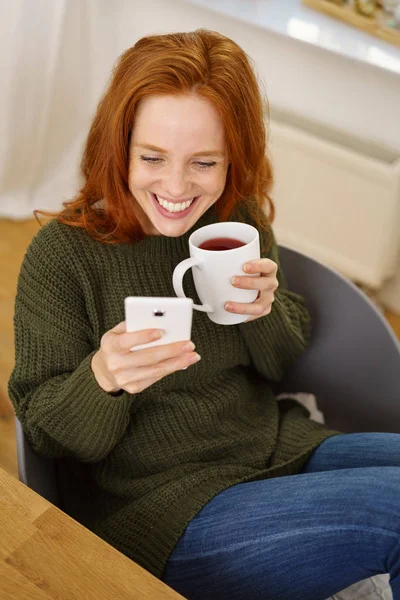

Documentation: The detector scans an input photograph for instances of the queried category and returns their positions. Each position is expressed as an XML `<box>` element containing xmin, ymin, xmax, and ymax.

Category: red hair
<box><xmin>36</xmin><ymin>29</ymin><xmax>275</xmax><ymax>243</ymax></box>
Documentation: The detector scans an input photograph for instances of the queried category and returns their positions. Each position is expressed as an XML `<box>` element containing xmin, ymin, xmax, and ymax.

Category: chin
<box><xmin>149</xmin><ymin>203</ymin><xmax>209</xmax><ymax>237</ymax></box>
<box><xmin>155</xmin><ymin>220</ymin><xmax>195</xmax><ymax>238</ymax></box>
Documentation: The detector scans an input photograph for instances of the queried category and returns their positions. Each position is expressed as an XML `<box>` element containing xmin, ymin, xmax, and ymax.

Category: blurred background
<box><xmin>1</xmin><ymin>0</ymin><xmax>400</xmax><ymax>477</ymax></box>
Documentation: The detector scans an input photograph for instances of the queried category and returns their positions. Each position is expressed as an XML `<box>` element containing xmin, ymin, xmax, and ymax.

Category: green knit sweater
<box><xmin>9</xmin><ymin>207</ymin><xmax>338</xmax><ymax>579</ymax></box>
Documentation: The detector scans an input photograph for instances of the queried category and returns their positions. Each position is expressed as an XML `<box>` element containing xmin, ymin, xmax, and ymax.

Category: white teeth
<box><xmin>154</xmin><ymin>194</ymin><xmax>194</xmax><ymax>213</ymax></box>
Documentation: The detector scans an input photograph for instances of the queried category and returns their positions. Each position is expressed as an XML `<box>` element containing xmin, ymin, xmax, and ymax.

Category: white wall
<box><xmin>116</xmin><ymin>0</ymin><xmax>400</xmax><ymax>153</ymax></box>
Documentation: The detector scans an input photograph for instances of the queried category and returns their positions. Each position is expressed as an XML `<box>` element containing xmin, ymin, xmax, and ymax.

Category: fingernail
<box><xmin>189</xmin><ymin>353</ymin><xmax>201</xmax><ymax>364</ymax></box>
<box><xmin>225</xmin><ymin>303</ymin><xmax>232</xmax><ymax>311</ymax></box>
<box><xmin>151</xmin><ymin>330</ymin><xmax>163</xmax><ymax>340</ymax></box>
<box><xmin>243</xmin><ymin>264</ymin><xmax>251</xmax><ymax>273</ymax></box>
<box><xmin>183</xmin><ymin>341</ymin><xmax>195</xmax><ymax>352</ymax></box>
<box><xmin>232</xmin><ymin>277</ymin><xmax>238</xmax><ymax>285</ymax></box>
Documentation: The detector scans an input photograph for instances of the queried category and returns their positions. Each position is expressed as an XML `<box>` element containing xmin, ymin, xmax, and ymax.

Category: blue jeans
<box><xmin>162</xmin><ymin>433</ymin><xmax>400</xmax><ymax>600</ymax></box>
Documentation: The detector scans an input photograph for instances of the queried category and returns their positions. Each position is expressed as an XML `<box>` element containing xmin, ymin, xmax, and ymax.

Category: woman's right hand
<box><xmin>91</xmin><ymin>321</ymin><xmax>200</xmax><ymax>394</ymax></box>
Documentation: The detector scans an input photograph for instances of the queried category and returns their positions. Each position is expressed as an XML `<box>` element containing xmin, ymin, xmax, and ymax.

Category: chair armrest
<box><xmin>15</xmin><ymin>417</ymin><xmax>60</xmax><ymax>506</ymax></box>
<box><xmin>277</xmin><ymin>245</ymin><xmax>400</xmax><ymax>433</ymax></box>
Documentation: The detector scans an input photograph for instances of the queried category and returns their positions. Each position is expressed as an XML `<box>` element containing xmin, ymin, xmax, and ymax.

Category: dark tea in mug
<box><xmin>199</xmin><ymin>237</ymin><xmax>246</xmax><ymax>251</ymax></box>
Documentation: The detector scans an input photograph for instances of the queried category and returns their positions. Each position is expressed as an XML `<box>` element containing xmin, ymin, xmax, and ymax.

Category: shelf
<box><xmin>303</xmin><ymin>0</ymin><xmax>400</xmax><ymax>47</ymax></box>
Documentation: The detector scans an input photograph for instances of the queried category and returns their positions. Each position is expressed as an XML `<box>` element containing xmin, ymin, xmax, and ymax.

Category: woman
<box><xmin>9</xmin><ymin>29</ymin><xmax>400</xmax><ymax>600</ymax></box>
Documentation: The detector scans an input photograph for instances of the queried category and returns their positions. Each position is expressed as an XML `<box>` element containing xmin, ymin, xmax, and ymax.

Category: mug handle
<box><xmin>173</xmin><ymin>257</ymin><xmax>212</xmax><ymax>313</ymax></box>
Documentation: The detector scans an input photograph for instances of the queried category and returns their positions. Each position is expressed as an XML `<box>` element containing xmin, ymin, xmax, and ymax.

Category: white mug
<box><xmin>173</xmin><ymin>222</ymin><xmax>260</xmax><ymax>325</ymax></box>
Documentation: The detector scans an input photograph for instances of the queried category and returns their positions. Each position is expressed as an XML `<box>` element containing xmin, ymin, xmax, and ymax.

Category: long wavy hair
<box><xmin>36</xmin><ymin>29</ymin><xmax>275</xmax><ymax>244</ymax></box>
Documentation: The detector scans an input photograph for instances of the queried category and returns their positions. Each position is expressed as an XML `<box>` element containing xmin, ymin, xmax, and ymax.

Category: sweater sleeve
<box><xmin>8</xmin><ymin>223</ymin><xmax>132</xmax><ymax>463</ymax></box>
<box><xmin>239</xmin><ymin>228</ymin><xmax>311</xmax><ymax>382</ymax></box>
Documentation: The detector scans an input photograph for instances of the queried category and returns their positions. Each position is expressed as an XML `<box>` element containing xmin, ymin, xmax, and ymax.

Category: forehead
<box><xmin>131</xmin><ymin>94</ymin><xmax>226</xmax><ymax>151</ymax></box>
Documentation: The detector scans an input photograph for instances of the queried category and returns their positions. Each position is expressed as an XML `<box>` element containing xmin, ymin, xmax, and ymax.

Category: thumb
<box><xmin>110</xmin><ymin>320</ymin><xmax>127</xmax><ymax>334</ymax></box>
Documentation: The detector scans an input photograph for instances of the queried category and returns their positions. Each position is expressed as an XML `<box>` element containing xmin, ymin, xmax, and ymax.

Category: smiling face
<box><xmin>128</xmin><ymin>94</ymin><xmax>229</xmax><ymax>237</ymax></box>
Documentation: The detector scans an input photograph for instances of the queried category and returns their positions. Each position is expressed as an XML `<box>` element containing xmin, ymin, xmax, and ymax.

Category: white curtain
<box><xmin>0</xmin><ymin>0</ymin><xmax>121</xmax><ymax>219</ymax></box>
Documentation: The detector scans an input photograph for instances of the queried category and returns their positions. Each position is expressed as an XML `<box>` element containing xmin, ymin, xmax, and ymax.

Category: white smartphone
<box><xmin>124</xmin><ymin>296</ymin><xmax>193</xmax><ymax>351</ymax></box>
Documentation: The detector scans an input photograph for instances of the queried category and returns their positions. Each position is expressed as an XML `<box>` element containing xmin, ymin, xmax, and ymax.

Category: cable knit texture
<box><xmin>9</xmin><ymin>207</ymin><xmax>339</xmax><ymax>578</ymax></box>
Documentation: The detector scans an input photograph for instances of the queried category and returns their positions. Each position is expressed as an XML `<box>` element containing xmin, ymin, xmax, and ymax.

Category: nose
<box><xmin>163</xmin><ymin>164</ymin><xmax>190</xmax><ymax>199</ymax></box>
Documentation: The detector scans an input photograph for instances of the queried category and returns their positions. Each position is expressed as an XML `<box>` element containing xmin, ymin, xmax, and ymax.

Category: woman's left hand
<box><xmin>225</xmin><ymin>259</ymin><xmax>279</xmax><ymax>322</ymax></box>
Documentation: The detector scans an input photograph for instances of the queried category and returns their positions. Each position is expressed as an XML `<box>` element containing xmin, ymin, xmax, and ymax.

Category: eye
<box><xmin>140</xmin><ymin>155</ymin><xmax>162</xmax><ymax>165</ymax></box>
<box><xmin>195</xmin><ymin>161</ymin><xmax>217</xmax><ymax>170</ymax></box>
<box><xmin>139</xmin><ymin>156</ymin><xmax>217</xmax><ymax>170</ymax></box>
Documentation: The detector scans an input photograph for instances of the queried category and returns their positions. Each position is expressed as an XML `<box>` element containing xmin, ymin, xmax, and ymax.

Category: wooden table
<box><xmin>0</xmin><ymin>467</ymin><xmax>186</xmax><ymax>599</ymax></box>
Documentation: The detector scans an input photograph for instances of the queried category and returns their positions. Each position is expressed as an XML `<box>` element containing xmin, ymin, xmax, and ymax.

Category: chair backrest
<box><xmin>15</xmin><ymin>244</ymin><xmax>400</xmax><ymax>501</ymax></box>
<box><xmin>277</xmin><ymin>245</ymin><xmax>400</xmax><ymax>433</ymax></box>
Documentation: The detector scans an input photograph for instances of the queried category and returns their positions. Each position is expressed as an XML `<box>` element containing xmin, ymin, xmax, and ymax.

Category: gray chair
<box><xmin>15</xmin><ymin>244</ymin><xmax>400</xmax><ymax>506</ymax></box>
<box><xmin>15</xmin><ymin>417</ymin><xmax>60</xmax><ymax>505</ymax></box>
<box><xmin>276</xmin><ymin>245</ymin><xmax>400</xmax><ymax>433</ymax></box>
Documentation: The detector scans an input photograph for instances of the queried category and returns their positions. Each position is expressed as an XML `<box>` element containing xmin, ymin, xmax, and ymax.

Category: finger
<box><xmin>124</xmin><ymin>352</ymin><xmax>198</xmax><ymax>393</ymax></box>
<box><xmin>103</xmin><ymin>327</ymin><xmax>164</xmax><ymax>354</ymax></box>
<box><xmin>123</xmin><ymin>375</ymin><xmax>162</xmax><ymax>395</ymax></box>
<box><xmin>110</xmin><ymin>321</ymin><xmax>128</xmax><ymax>334</ymax></box>
<box><xmin>243</xmin><ymin>259</ymin><xmax>277</xmax><ymax>275</ymax></box>
<box><xmin>225</xmin><ymin>297</ymin><xmax>273</xmax><ymax>316</ymax></box>
<box><xmin>117</xmin><ymin>352</ymin><xmax>201</xmax><ymax>392</ymax></box>
<box><xmin>114</xmin><ymin>340</ymin><xmax>195</xmax><ymax>370</ymax></box>
<box><xmin>137</xmin><ymin>351</ymin><xmax>201</xmax><ymax>376</ymax></box>
<box><xmin>231</xmin><ymin>275</ymin><xmax>277</xmax><ymax>291</ymax></box>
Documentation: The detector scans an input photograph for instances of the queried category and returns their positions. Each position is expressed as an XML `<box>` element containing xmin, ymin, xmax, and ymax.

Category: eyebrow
<box><xmin>134</xmin><ymin>143</ymin><xmax>225</xmax><ymax>157</ymax></box>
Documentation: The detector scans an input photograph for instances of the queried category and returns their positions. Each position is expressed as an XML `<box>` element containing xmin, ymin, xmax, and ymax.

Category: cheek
<box><xmin>201</xmin><ymin>171</ymin><xmax>227</xmax><ymax>195</ymax></box>
<box><xmin>129</xmin><ymin>164</ymin><xmax>155</xmax><ymax>190</ymax></box>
